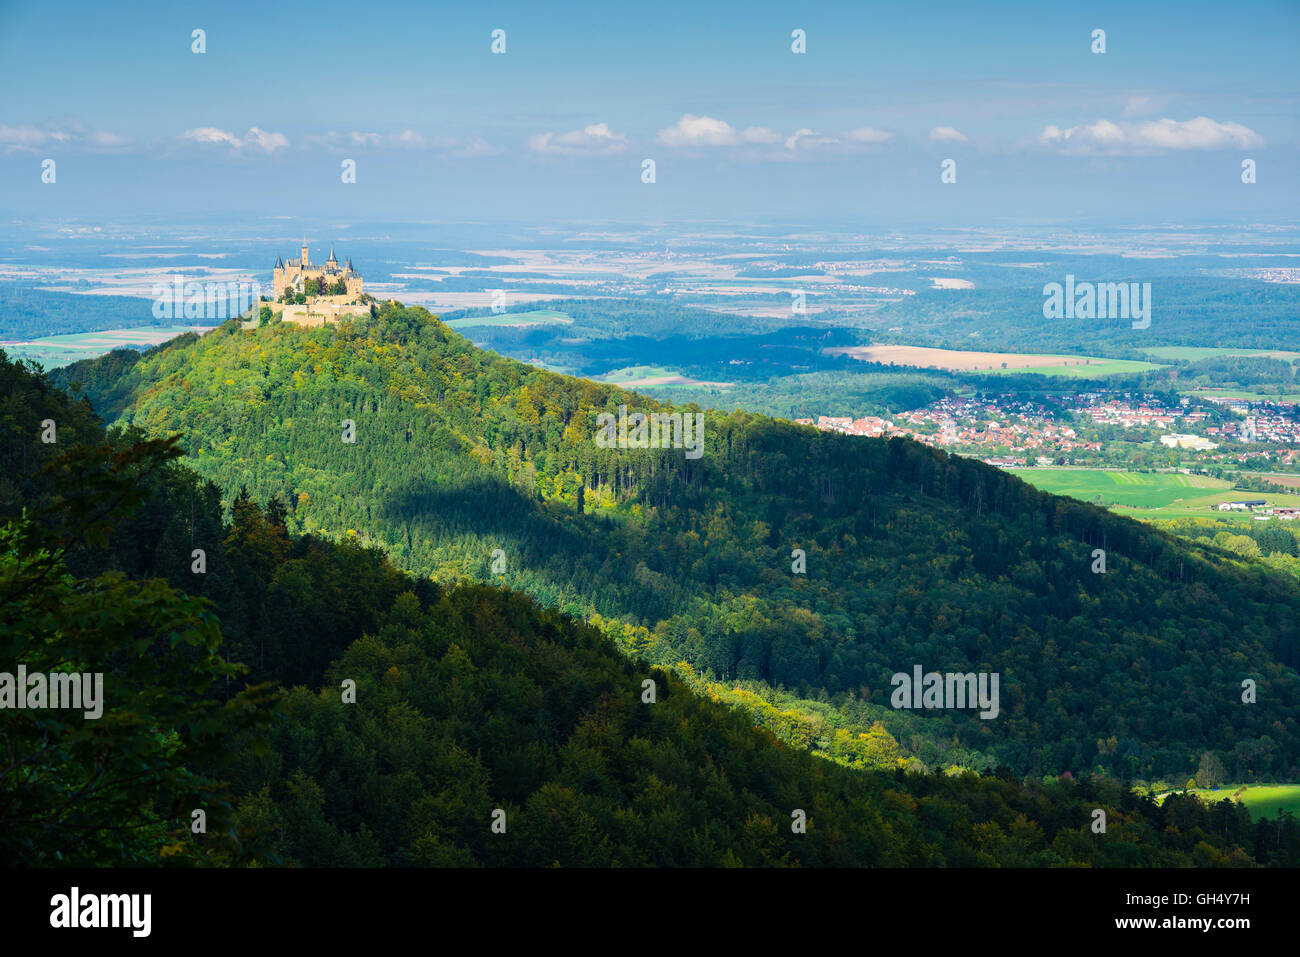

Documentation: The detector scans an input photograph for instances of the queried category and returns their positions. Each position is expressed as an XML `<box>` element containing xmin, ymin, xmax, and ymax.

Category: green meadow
<box><xmin>1240</xmin><ymin>784</ymin><xmax>1300</xmax><ymax>819</ymax></box>
<box><xmin>1</xmin><ymin>325</ymin><xmax>210</xmax><ymax>369</ymax></box>
<box><xmin>592</xmin><ymin>366</ymin><xmax>728</xmax><ymax>389</ymax></box>
<box><xmin>593</xmin><ymin>365</ymin><xmax>682</xmax><ymax>382</ymax></box>
<box><xmin>1157</xmin><ymin>784</ymin><xmax>1300</xmax><ymax>821</ymax></box>
<box><xmin>986</xmin><ymin>357</ymin><xmax>1164</xmax><ymax>378</ymax></box>
<box><xmin>1112</xmin><ymin>486</ymin><xmax>1300</xmax><ymax>519</ymax></box>
<box><xmin>1145</xmin><ymin>346</ymin><xmax>1300</xmax><ymax>362</ymax></box>
<box><xmin>1016</xmin><ymin>469</ymin><xmax>1224</xmax><ymax>508</ymax></box>
<box><xmin>1179</xmin><ymin>388</ymin><xmax>1300</xmax><ymax>402</ymax></box>
<box><xmin>1017</xmin><ymin>468</ymin><xmax>1300</xmax><ymax>520</ymax></box>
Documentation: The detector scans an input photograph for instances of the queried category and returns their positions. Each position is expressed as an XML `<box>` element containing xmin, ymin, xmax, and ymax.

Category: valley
<box><xmin>47</xmin><ymin>303</ymin><xmax>1300</xmax><ymax>792</ymax></box>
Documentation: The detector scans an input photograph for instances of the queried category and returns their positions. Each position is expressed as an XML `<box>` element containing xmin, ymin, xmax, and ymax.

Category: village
<box><xmin>796</xmin><ymin>395</ymin><xmax>1100</xmax><ymax>462</ymax></box>
<box><xmin>795</xmin><ymin>391</ymin><xmax>1300</xmax><ymax>472</ymax></box>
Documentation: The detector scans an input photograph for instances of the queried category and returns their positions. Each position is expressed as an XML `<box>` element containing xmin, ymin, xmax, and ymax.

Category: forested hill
<box><xmin>54</xmin><ymin>303</ymin><xmax>1300</xmax><ymax>784</ymax></box>
<box><xmin>7</xmin><ymin>350</ymin><xmax>1289</xmax><ymax>867</ymax></box>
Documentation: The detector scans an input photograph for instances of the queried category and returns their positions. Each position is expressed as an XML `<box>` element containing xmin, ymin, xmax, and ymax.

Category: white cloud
<box><xmin>306</xmin><ymin>130</ymin><xmax>497</xmax><ymax>157</ymax></box>
<box><xmin>392</xmin><ymin>129</ymin><xmax>426</xmax><ymax>149</ymax></box>
<box><xmin>0</xmin><ymin>124</ymin><xmax>58</xmax><ymax>150</ymax></box>
<box><xmin>1039</xmin><ymin>116</ymin><xmax>1263</xmax><ymax>153</ymax></box>
<box><xmin>243</xmin><ymin>127</ymin><xmax>289</xmax><ymax>152</ymax></box>
<box><xmin>655</xmin><ymin>115</ymin><xmax>899</xmax><ymax>156</ymax></box>
<box><xmin>86</xmin><ymin>130</ymin><xmax>132</xmax><ymax>151</ymax></box>
<box><xmin>929</xmin><ymin>126</ymin><xmax>967</xmax><ymax>143</ymax></box>
<box><xmin>442</xmin><ymin>136</ymin><xmax>500</xmax><ymax>158</ymax></box>
<box><xmin>183</xmin><ymin>126</ymin><xmax>288</xmax><ymax>152</ymax></box>
<box><xmin>784</xmin><ymin>128</ymin><xmax>839</xmax><ymax>151</ymax></box>
<box><xmin>182</xmin><ymin>127</ymin><xmax>241</xmax><ymax>147</ymax></box>
<box><xmin>846</xmin><ymin>127</ymin><xmax>895</xmax><ymax>144</ymax></box>
<box><xmin>306</xmin><ymin>131</ymin><xmax>388</xmax><ymax>150</ymax></box>
<box><xmin>528</xmin><ymin>122</ymin><xmax>628</xmax><ymax>155</ymax></box>
<box><xmin>1039</xmin><ymin>119</ymin><xmax>1124</xmax><ymax>149</ymax></box>
<box><xmin>742</xmin><ymin>126</ymin><xmax>783</xmax><ymax>145</ymax></box>
<box><xmin>657</xmin><ymin>114</ymin><xmax>781</xmax><ymax>147</ymax></box>
<box><xmin>1136</xmin><ymin>116</ymin><xmax>1262</xmax><ymax>150</ymax></box>
<box><xmin>0</xmin><ymin>123</ymin><xmax>126</xmax><ymax>153</ymax></box>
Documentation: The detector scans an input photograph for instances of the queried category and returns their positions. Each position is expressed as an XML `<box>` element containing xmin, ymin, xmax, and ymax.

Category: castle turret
<box><xmin>301</xmin><ymin>239</ymin><xmax>310</xmax><ymax>267</ymax></box>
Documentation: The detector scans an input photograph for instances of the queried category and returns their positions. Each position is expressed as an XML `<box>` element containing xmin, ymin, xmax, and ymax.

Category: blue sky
<box><xmin>1</xmin><ymin>0</ymin><xmax>1296</xmax><ymax>224</ymax></box>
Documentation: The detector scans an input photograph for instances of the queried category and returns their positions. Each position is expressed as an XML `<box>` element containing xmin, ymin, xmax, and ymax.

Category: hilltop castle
<box><xmin>273</xmin><ymin>241</ymin><xmax>363</xmax><ymax>301</ymax></box>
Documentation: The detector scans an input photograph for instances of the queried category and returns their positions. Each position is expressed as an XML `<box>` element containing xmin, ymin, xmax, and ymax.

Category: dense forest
<box><xmin>1174</xmin><ymin>355</ymin><xmax>1300</xmax><ymax>393</ymax></box>
<box><xmin>865</xmin><ymin>279</ymin><xmax>1300</xmax><ymax>356</ymax></box>
<box><xmin>454</xmin><ymin>313</ymin><xmax>862</xmax><ymax>382</ymax></box>
<box><xmin>0</xmin><ymin>285</ymin><xmax>180</xmax><ymax>340</ymax></box>
<box><xmin>1161</xmin><ymin>518</ymin><xmax>1300</xmax><ymax>584</ymax></box>
<box><xmin>445</xmin><ymin>292</ymin><xmax>1300</xmax><ymax>403</ymax></box>
<box><xmin>5</xmin><ymin>350</ymin><xmax>1297</xmax><ymax>867</ymax></box>
<box><xmin>51</xmin><ymin>304</ymin><xmax>1300</xmax><ymax>785</ymax></box>
<box><xmin>643</xmin><ymin>369</ymin><xmax>960</xmax><ymax>419</ymax></box>
<box><xmin>443</xmin><ymin>297</ymin><xmax>789</xmax><ymax>339</ymax></box>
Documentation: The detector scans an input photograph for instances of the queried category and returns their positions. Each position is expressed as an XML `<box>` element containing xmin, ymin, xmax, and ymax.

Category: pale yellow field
<box><xmin>828</xmin><ymin>344</ymin><xmax>1096</xmax><ymax>371</ymax></box>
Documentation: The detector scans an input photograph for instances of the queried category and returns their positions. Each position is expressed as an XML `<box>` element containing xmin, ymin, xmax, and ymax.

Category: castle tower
<box><xmin>273</xmin><ymin>241</ymin><xmax>363</xmax><ymax>315</ymax></box>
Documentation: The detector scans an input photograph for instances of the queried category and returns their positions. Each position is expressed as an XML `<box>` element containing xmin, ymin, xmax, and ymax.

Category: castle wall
<box><xmin>279</xmin><ymin>301</ymin><xmax>373</xmax><ymax>327</ymax></box>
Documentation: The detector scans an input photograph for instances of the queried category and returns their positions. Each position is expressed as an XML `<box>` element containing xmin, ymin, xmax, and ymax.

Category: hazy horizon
<box><xmin>3</xmin><ymin>0</ymin><xmax>1296</xmax><ymax>222</ymax></box>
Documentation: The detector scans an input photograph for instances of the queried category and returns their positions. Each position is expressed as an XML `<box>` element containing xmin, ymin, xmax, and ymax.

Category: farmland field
<box><xmin>987</xmin><ymin>358</ymin><xmax>1163</xmax><ymax>377</ymax></box>
<box><xmin>1179</xmin><ymin>388</ymin><xmax>1300</xmax><ymax>402</ymax></box>
<box><xmin>1125</xmin><ymin>486</ymin><xmax>1300</xmax><ymax>515</ymax></box>
<box><xmin>592</xmin><ymin>365</ymin><xmax>733</xmax><ymax>388</ymax></box>
<box><xmin>444</xmin><ymin>308</ymin><xmax>574</xmax><ymax>328</ymax></box>
<box><xmin>829</xmin><ymin>344</ymin><xmax>1162</xmax><ymax>377</ymax></box>
<box><xmin>1016</xmin><ymin>468</ymin><xmax>1300</xmax><ymax>519</ymax></box>
<box><xmin>1240</xmin><ymin>784</ymin><xmax>1300</xmax><ymax>820</ymax></box>
<box><xmin>1156</xmin><ymin>784</ymin><xmax>1300</xmax><ymax>821</ymax></box>
<box><xmin>0</xmin><ymin>325</ymin><xmax>213</xmax><ymax>369</ymax></box>
<box><xmin>1016</xmin><ymin>469</ymin><xmax>1225</xmax><ymax>508</ymax></box>
<box><xmin>1144</xmin><ymin>346</ymin><xmax>1300</xmax><ymax>362</ymax></box>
